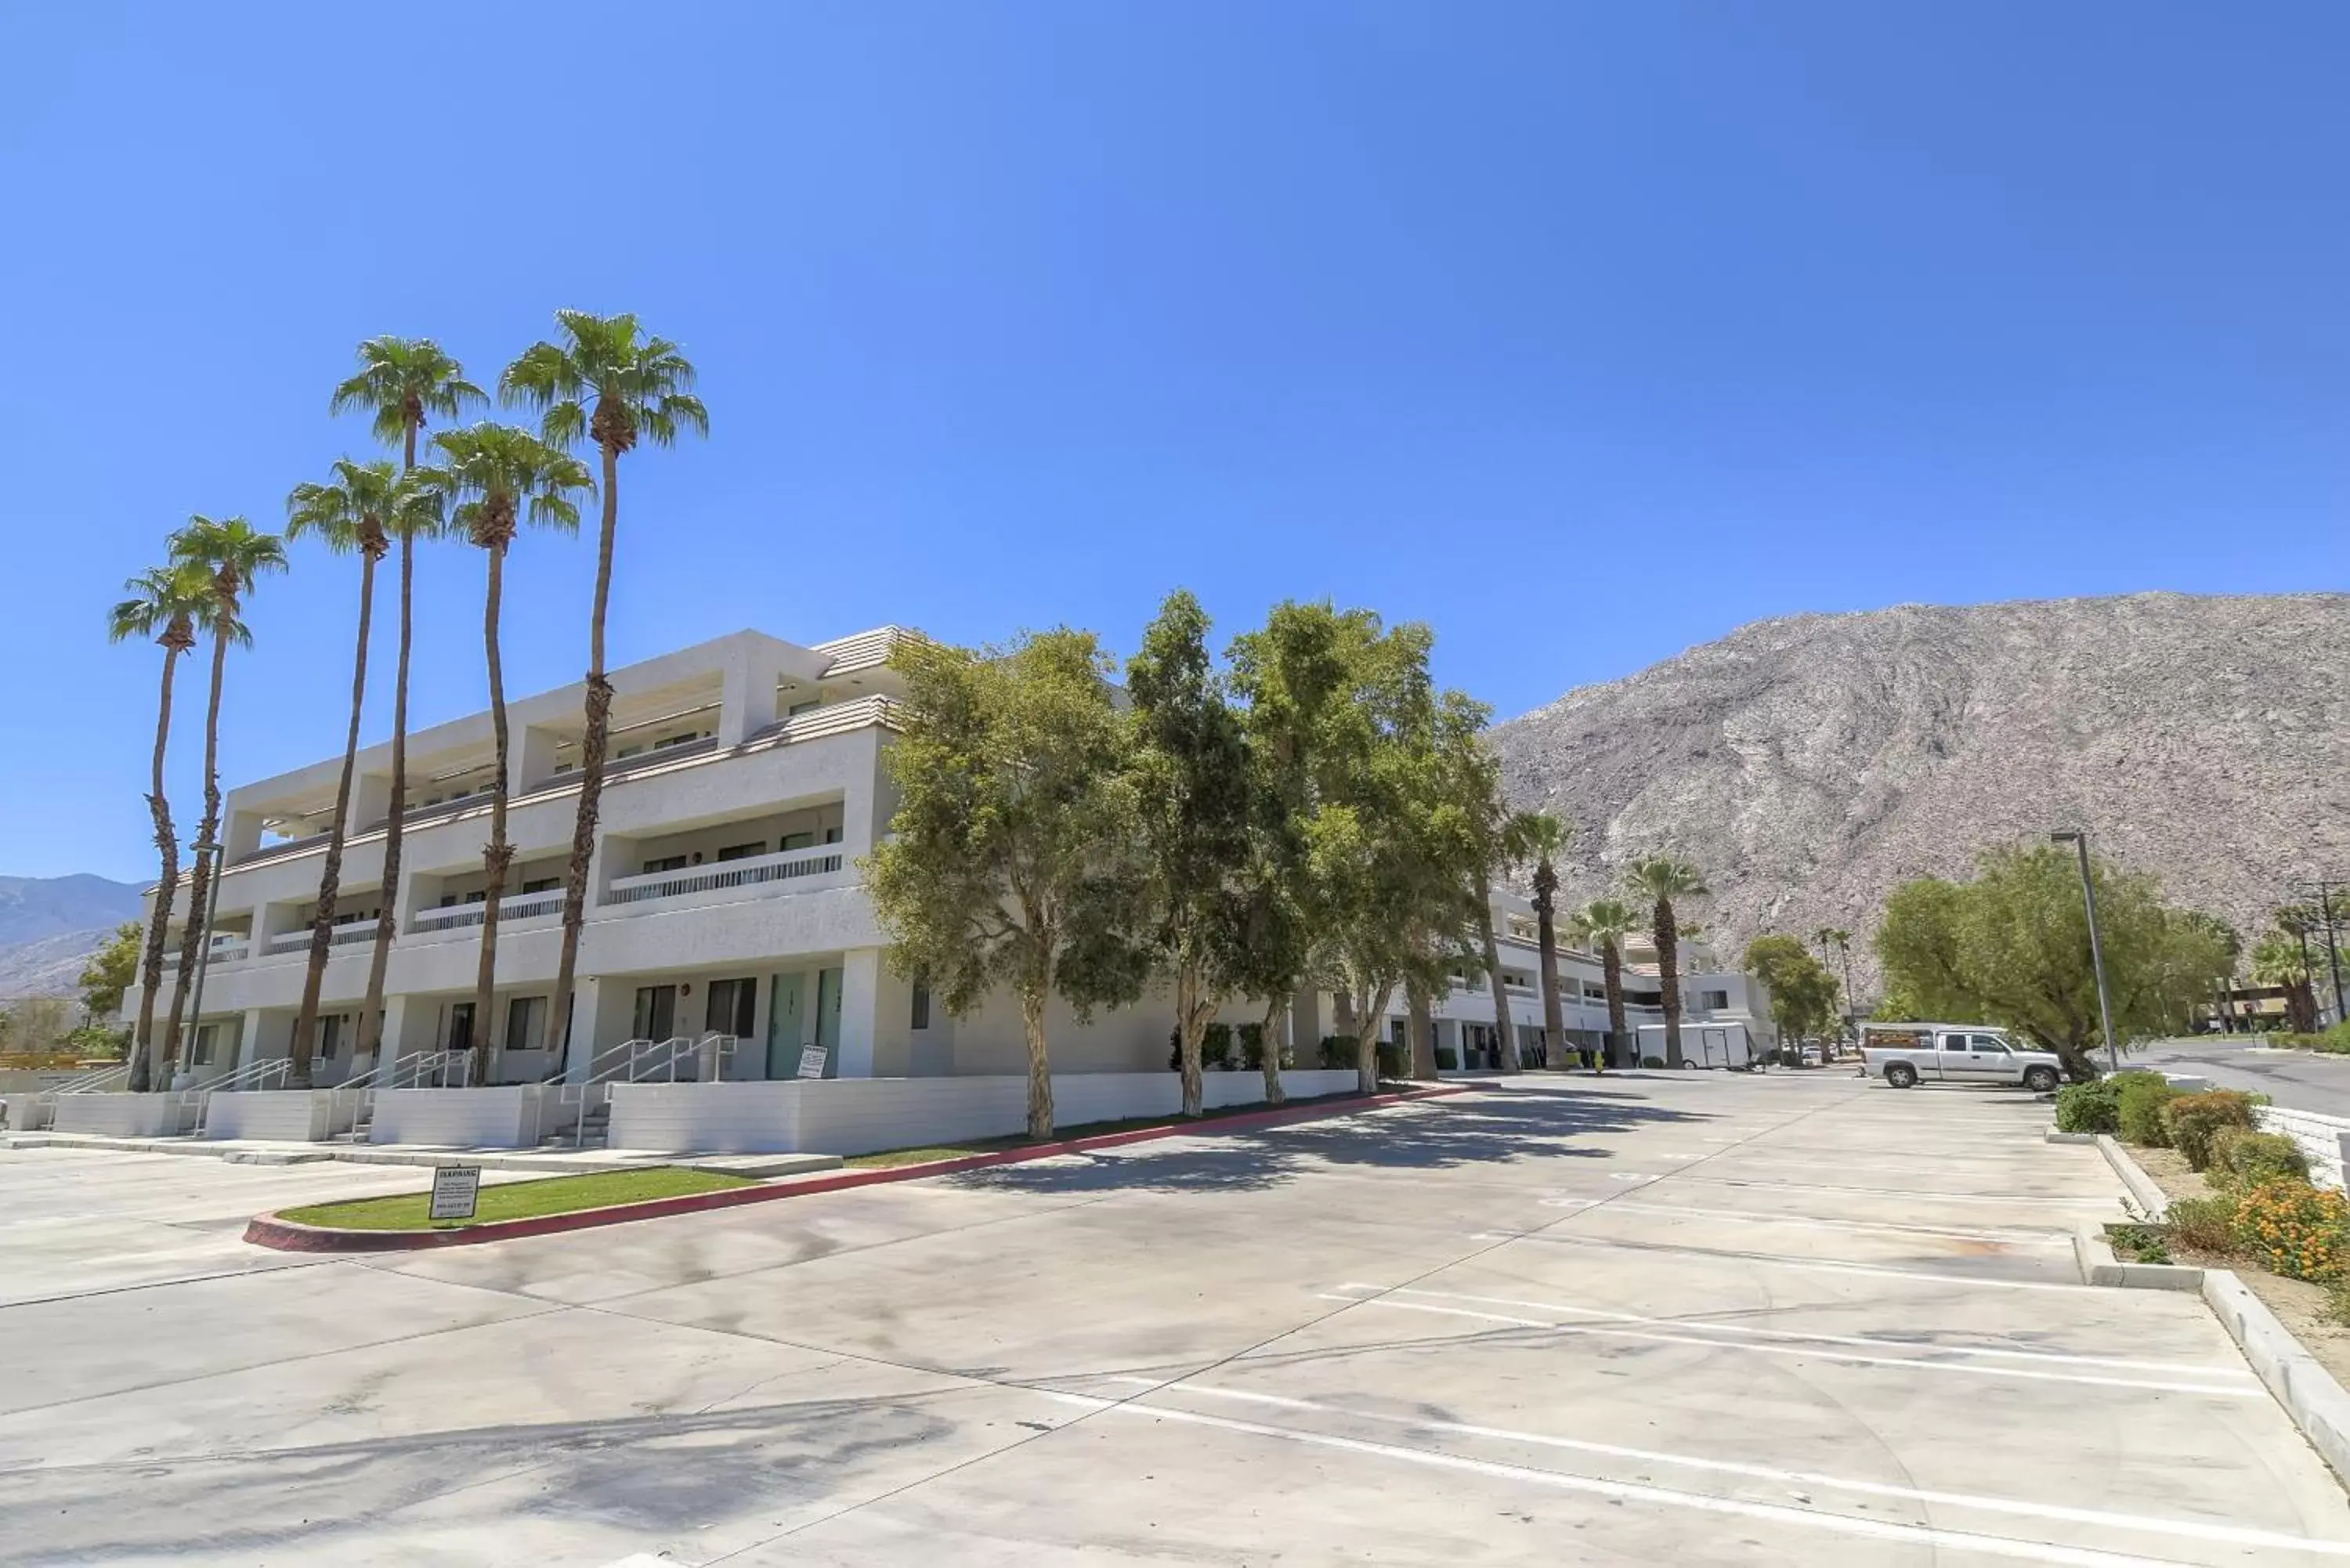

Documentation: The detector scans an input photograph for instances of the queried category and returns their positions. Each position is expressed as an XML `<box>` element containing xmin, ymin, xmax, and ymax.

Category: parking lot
<box><xmin>3</xmin><ymin>1071</ymin><xmax>2346</xmax><ymax>1566</ymax></box>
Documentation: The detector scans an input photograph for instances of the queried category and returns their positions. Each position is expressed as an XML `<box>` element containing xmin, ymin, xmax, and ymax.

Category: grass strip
<box><xmin>277</xmin><ymin>1167</ymin><xmax>757</xmax><ymax>1231</ymax></box>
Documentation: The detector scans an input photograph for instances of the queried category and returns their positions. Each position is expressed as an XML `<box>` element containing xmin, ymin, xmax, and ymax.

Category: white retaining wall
<box><xmin>608</xmin><ymin>1070</ymin><xmax>1364</xmax><ymax>1156</ymax></box>
<box><xmin>368</xmin><ymin>1085</ymin><xmax>559</xmax><ymax>1147</ymax></box>
<box><xmin>2256</xmin><ymin>1105</ymin><xmax>2350</xmax><ymax>1191</ymax></box>
<box><xmin>49</xmin><ymin>1093</ymin><xmax>198</xmax><ymax>1137</ymax></box>
<box><xmin>203</xmin><ymin>1089</ymin><xmax>356</xmax><ymax>1142</ymax></box>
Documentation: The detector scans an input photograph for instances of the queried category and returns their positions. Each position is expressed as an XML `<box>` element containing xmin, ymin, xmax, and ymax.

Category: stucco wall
<box><xmin>2256</xmin><ymin>1104</ymin><xmax>2350</xmax><ymax>1191</ymax></box>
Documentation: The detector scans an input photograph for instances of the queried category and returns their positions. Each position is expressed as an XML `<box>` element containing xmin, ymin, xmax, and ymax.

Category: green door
<box><xmin>813</xmin><ymin>966</ymin><xmax>843</xmax><ymax>1076</ymax></box>
<box><xmin>766</xmin><ymin>973</ymin><xmax>806</xmax><ymax>1079</ymax></box>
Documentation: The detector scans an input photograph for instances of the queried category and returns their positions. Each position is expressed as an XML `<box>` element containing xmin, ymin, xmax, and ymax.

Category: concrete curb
<box><xmin>2095</xmin><ymin>1133</ymin><xmax>2171</xmax><ymax>1220</ymax></box>
<box><xmin>244</xmin><ymin>1083</ymin><xmax>1469</xmax><ymax>1253</ymax></box>
<box><xmin>2042</xmin><ymin>1128</ymin><xmax>2100</xmax><ymax>1146</ymax></box>
<box><xmin>2205</xmin><ymin>1269</ymin><xmax>2350</xmax><ymax>1488</ymax></box>
<box><xmin>2069</xmin><ymin>1220</ymin><xmax>2205</xmax><ymax>1291</ymax></box>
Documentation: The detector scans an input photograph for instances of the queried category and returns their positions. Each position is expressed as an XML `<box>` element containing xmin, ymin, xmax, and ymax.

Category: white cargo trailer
<box><xmin>1635</xmin><ymin>1021</ymin><xmax>1762</xmax><ymax>1070</ymax></box>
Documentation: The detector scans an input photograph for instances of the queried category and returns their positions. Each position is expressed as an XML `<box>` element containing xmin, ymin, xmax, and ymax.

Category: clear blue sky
<box><xmin>4</xmin><ymin>2</ymin><xmax>2345</xmax><ymax>882</ymax></box>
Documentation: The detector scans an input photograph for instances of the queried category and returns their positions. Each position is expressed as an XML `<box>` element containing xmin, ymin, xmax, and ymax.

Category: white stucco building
<box><xmin>121</xmin><ymin>625</ymin><xmax>1766</xmax><ymax>1105</ymax></box>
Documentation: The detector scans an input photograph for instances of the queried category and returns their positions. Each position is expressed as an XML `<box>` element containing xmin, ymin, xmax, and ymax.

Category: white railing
<box><xmin>408</xmin><ymin>889</ymin><xmax>566</xmax><ymax>935</ymax></box>
<box><xmin>554</xmin><ymin>1032</ymin><xmax>738</xmax><ymax>1145</ymax></box>
<box><xmin>56</xmin><ymin>1062</ymin><xmax>132</xmax><ymax>1094</ymax></box>
<box><xmin>161</xmin><ymin>938</ymin><xmax>251</xmax><ymax>970</ymax></box>
<box><xmin>606</xmin><ymin>844</ymin><xmax>845</xmax><ymax>906</ymax></box>
<box><xmin>264</xmin><ymin>926</ymin><xmax>374</xmax><ymax>955</ymax></box>
<box><xmin>188</xmin><ymin>1059</ymin><xmax>292</xmax><ymax>1136</ymax></box>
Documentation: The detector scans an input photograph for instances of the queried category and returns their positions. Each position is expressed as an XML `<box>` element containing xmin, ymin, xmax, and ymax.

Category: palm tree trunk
<box><xmin>1020</xmin><ymin>982</ymin><xmax>1054</xmax><ymax>1140</ymax></box>
<box><xmin>471</xmin><ymin>544</ymin><xmax>512</xmax><ymax>1089</ymax></box>
<box><xmin>359</xmin><ymin>431</ymin><xmax>421</xmax><ymax>1070</ymax></box>
<box><xmin>291</xmin><ymin>551</ymin><xmax>377</xmax><ymax>1088</ymax></box>
<box><xmin>1603</xmin><ymin>940</ymin><xmax>1626</xmax><ymax>1068</ymax></box>
<box><xmin>1655</xmin><ymin>896</ymin><xmax>1683</xmax><ymax>1068</ymax></box>
<box><xmin>1534</xmin><ymin>880</ymin><xmax>1567</xmax><ymax>1071</ymax></box>
<box><xmin>1407</xmin><ymin>979</ymin><xmax>1437</xmax><ymax>1081</ymax></box>
<box><xmin>131</xmin><ymin>646</ymin><xmax>183</xmax><ymax>1092</ymax></box>
<box><xmin>1257</xmin><ymin>994</ymin><xmax>1287</xmax><ymax>1106</ymax></box>
<box><xmin>543</xmin><ymin>441</ymin><xmax>622</xmax><ymax>1068</ymax></box>
<box><xmin>1477</xmin><ymin>894</ymin><xmax>1517</xmax><ymax>1073</ymax></box>
<box><xmin>162</xmin><ymin>628</ymin><xmax>230</xmax><ymax>1071</ymax></box>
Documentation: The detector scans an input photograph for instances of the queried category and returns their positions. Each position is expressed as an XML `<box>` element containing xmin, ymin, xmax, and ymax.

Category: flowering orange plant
<box><xmin>2232</xmin><ymin>1180</ymin><xmax>2350</xmax><ymax>1283</ymax></box>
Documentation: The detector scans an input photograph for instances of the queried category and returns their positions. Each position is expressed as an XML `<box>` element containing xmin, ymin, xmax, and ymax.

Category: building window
<box><xmin>522</xmin><ymin>877</ymin><xmax>559</xmax><ymax>894</ymax></box>
<box><xmin>1701</xmin><ymin>989</ymin><xmax>1729</xmax><ymax>1010</ymax></box>
<box><xmin>504</xmin><ymin>995</ymin><xmax>548</xmax><ymax>1054</ymax></box>
<box><xmin>717</xmin><ymin>841</ymin><xmax>765</xmax><ymax>862</ymax></box>
<box><xmin>193</xmin><ymin>1024</ymin><xmax>218</xmax><ymax>1066</ymax></box>
<box><xmin>911</xmin><ymin>978</ymin><xmax>931</xmax><ymax>1031</ymax></box>
<box><xmin>316</xmin><ymin>1014</ymin><xmax>345</xmax><ymax>1060</ymax></box>
<box><xmin>787</xmin><ymin>699</ymin><xmax>821</xmax><ymax>717</ymax></box>
<box><xmin>780</xmin><ymin>832</ymin><xmax>815</xmax><ymax>851</ymax></box>
<box><xmin>823</xmin><ymin>826</ymin><xmax>844</xmax><ymax>845</ymax></box>
<box><xmin>643</xmin><ymin>854</ymin><xmax>689</xmax><ymax>874</ymax></box>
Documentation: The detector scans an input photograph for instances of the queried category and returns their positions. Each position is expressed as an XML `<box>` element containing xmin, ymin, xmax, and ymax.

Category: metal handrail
<box><xmin>190</xmin><ymin>1059</ymin><xmax>291</xmax><ymax>1136</ymax></box>
<box><xmin>553</xmin><ymin>1032</ymin><xmax>739</xmax><ymax>1146</ymax></box>
<box><xmin>56</xmin><ymin>1062</ymin><xmax>132</xmax><ymax>1094</ymax></box>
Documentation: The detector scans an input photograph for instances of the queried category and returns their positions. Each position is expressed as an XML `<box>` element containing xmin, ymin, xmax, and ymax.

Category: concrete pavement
<box><xmin>2136</xmin><ymin>1035</ymin><xmax>2350</xmax><ymax>1117</ymax></box>
<box><xmin>2</xmin><ymin>1072</ymin><xmax>2345</xmax><ymax>1565</ymax></box>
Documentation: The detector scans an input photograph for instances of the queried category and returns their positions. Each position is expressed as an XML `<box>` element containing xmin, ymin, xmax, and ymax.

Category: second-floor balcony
<box><xmin>606</xmin><ymin>841</ymin><xmax>849</xmax><ymax>907</ymax></box>
<box><xmin>409</xmin><ymin>888</ymin><xmax>567</xmax><ymax>937</ymax></box>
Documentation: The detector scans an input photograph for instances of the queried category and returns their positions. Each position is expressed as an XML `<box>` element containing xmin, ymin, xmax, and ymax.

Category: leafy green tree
<box><xmin>282</xmin><ymin>461</ymin><xmax>439</xmax><ymax>1086</ymax></box>
<box><xmin>427</xmin><ymin>425</ymin><xmax>591</xmax><ymax>1084</ymax></box>
<box><xmin>161</xmin><ymin>517</ymin><xmax>287</xmax><ymax>1069</ymax></box>
<box><xmin>1744</xmin><ymin>933</ymin><xmax>1842</xmax><ymax>1048</ymax></box>
<box><xmin>2251</xmin><ymin>916</ymin><xmax>2321</xmax><ymax>1033</ymax></box>
<box><xmin>1873</xmin><ymin>842</ymin><xmax>2237</xmax><ymax>1078</ymax></box>
<box><xmin>78</xmin><ymin>921</ymin><xmax>142</xmax><ymax>1039</ymax></box>
<box><xmin>1623</xmin><ymin>856</ymin><xmax>1708</xmax><ymax>1068</ymax></box>
<box><xmin>865</xmin><ymin>630</ymin><xmax>1152</xmax><ymax>1137</ymax></box>
<box><xmin>107</xmin><ymin>562</ymin><xmax>215</xmax><ymax>1089</ymax></box>
<box><xmin>1224</xmin><ymin>623</ymin><xmax>1323</xmax><ymax>1107</ymax></box>
<box><xmin>1518</xmin><ymin>814</ymin><xmax>1573</xmax><ymax>1070</ymax></box>
<box><xmin>502</xmin><ymin>313</ymin><xmax>708</xmax><ymax>1061</ymax></box>
<box><xmin>330</xmin><ymin>337</ymin><xmax>483</xmax><ymax>1065</ymax></box>
<box><xmin>1127</xmin><ymin>590</ymin><xmax>1253</xmax><ymax>1118</ymax></box>
<box><xmin>1419</xmin><ymin>692</ymin><xmax>1503</xmax><ymax>1078</ymax></box>
<box><xmin>1567</xmin><ymin>897</ymin><xmax>1634</xmax><ymax>1067</ymax></box>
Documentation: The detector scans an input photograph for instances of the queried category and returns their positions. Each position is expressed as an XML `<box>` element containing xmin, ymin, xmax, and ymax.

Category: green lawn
<box><xmin>277</xmin><ymin>1167</ymin><xmax>758</xmax><ymax>1231</ymax></box>
<box><xmin>843</xmin><ymin>1089</ymin><xmax>1368</xmax><ymax>1168</ymax></box>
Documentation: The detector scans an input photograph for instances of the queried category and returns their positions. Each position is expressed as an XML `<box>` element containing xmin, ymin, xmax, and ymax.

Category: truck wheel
<box><xmin>2023</xmin><ymin>1066</ymin><xmax>2059</xmax><ymax>1093</ymax></box>
<box><xmin>1885</xmin><ymin>1062</ymin><xmax>1918</xmax><ymax>1089</ymax></box>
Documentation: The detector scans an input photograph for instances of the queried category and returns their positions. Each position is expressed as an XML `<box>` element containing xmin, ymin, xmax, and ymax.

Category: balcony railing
<box><xmin>409</xmin><ymin>888</ymin><xmax>566</xmax><ymax>935</ymax></box>
<box><xmin>160</xmin><ymin>938</ymin><xmax>251</xmax><ymax>970</ymax></box>
<box><xmin>607</xmin><ymin>843</ymin><xmax>847</xmax><ymax>906</ymax></box>
<box><xmin>262</xmin><ymin>923</ymin><xmax>380</xmax><ymax>956</ymax></box>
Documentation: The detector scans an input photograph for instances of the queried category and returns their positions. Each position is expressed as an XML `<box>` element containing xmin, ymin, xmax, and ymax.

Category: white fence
<box><xmin>608</xmin><ymin>1070</ymin><xmax>1365</xmax><ymax>1156</ymax></box>
<box><xmin>2255</xmin><ymin>1105</ymin><xmax>2350</xmax><ymax>1191</ymax></box>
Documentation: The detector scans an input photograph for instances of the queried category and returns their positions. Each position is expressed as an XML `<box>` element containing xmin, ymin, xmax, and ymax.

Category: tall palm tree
<box><xmin>1812</xmin><ymin>926</ymin><xmax>1856</xmax><ymax>1055</ymax></box>
<box><xmin>1567</xmin><ymin>897</ymin><xmax>1635</xmax><ymax>1070</ymax></box>
<box><xmin>502</xmin><ymin>313</ymin><xmax>707</xmax><ymax>1066</ymax></box>
<box><xmin>1517</xmin><ymin>813</ymin><xmax>1571</xmax><ymax>1070</ymax></box>
<box><xmin>1624</xmin><ymin>856</ymin><xmax>1708</xmax><ymax>1068</ymax></box>
<box><xmin>107</xmin><ymin>562</ymin><xmax>217</xmax><ymax>1090</ymax></box>
<box><xmin>428</xmin><ymin>424</ymin><xmax>591</xmax><ymax>1085</ymax></box>
<box><xmin>282</xmin><ymin>463</ymin><xmax>443</xmax><ymax>1086</ymax></box>
<box><xmin>330</xmin><ymin>338</ymin><xmax>483</xmax><ymax>1071</ymax></box>
<box><xmin>159</xmin><ymin>518</ymin><xmax>287</xmax><ymax>1068</ymax></box>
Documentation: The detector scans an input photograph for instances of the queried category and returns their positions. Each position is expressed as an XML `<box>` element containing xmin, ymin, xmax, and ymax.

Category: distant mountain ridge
<box><xmin>0</xmin><ymin>874</ymin><xmax>146</xmax><ymax>1000</ymax></box>
<box><xmin>1489</xmin><ymin>592</ymin><xmax>2350</xmax><ymax>990</ymax></box>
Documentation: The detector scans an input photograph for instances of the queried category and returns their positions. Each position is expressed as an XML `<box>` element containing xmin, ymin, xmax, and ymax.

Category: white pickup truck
<box><xmin>1860</xmin><ymin>1024</ymin><xmax>2063</xmax><ymax>1093</ymax></box>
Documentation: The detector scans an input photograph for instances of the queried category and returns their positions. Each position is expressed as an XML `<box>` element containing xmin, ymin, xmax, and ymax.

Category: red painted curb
<box><xmin>243</xmin><ymin>1082</ymin><xmax>1468</xmax><ymax>1253</ymax></box>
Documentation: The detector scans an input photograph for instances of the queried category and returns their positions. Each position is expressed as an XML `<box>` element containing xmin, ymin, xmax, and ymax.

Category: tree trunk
<box><xmin>291</xmin><ymin>549</ymin><xmax>377</xmax><ymax>1088</ymax></box>
<box><xmin>359</xmin><ymin>433</ymin><xmax>421</xmax><ymax>1069</ymax></box>
<box><xmin>544</xmin><ymin>439</ymin><xmax>623</xmax><ymax>1066</ymax></box>
<box><xmin>1175</xmin><ymin>959</ymin><xmax>1206</xmax><ymax>1118</ymax></box>
<box><xmin>1602</xmin><ymin>939</ymin><xmax>1626</xmax><ymax>1070</ymax></box>
<box><xmin>1407</xmin><ymin>980</ymin><xmax>1438</xmax><ymax>1081</ymax></box>
<box><xmin>1535</xmin><ymin>894</ymin><xmax>1567</xmax><ymax>1071</ymax></box>
<box><xmin>1258</xmin><ymin>995</ymin><xmax>1287</xmax><ymax>1106</ymax></box>
<box><xmin>132</xmin><ymin>644</ymin><xmax>183</xmax><ymax>1092</ymax></box>
<box><xmin>1351</xmin><ymin>981</ymin><xmax>1394</xmax><ymax>1097</ymax></box>
<box><xmin>1020</xmin><ymin>983</ymin><xmax>1054</xmax><ymax>1140</ymax></box>
<box><xmin>1477</xmin><ymin>895</ymin><xmax>1517</xmax><ymax>1073</ymax></box>
<box><xmin>470</xmin><ymin>544</ymin><xmax>512</xmax><ymax>1089</ymax></box>
<box><xmin>1655</xmin><ymin>896</ymin><xmax>1683</xmax><ymax>1068</ymax></box>
<box><xmin>163</xmin><ymin>628</ymin><xmax>230</xmax><ymax>1070</ymax></box>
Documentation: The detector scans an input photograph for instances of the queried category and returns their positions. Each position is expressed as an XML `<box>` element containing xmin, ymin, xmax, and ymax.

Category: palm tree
<box><xmin>107</xmin><ymin>562</ymin><xmax>217</xmax><ymax>1090</ymax></box>
<box><xmin>1624</xmin><ymin>856</ymin><xmax>1708</xmax><ymax>1068</ymax></box>
<box><xmin>159</xmin><ymin>518</ymin><xmax>287</xmax><ymax>1068</ymax></box>
<box><xmin>428</xmin><ymin>424</ymin><xmax>591</xmax><ymax>1085</ymax></box>
<box><xmin>330</xmin><ymin>337</ymin><xmax>483</xmax><ymax>1071</ymax></box>
<box><xmin>1567</xmin><ymin>897</ymin><xmax>1635</xmax><ymax>1070</ymax></box>
<box><xmin>1812</xmin><ymin>926</ymin><xmax>1856</xmax><ymax>1057</ymax></box>
<box><xmin>282</xmin><ymin>463</ymin><xmax>443</xmax><ymax>1086</ymax></box>
<box><xmin>502</xmin><ymin>313</ymin><xmax>707</xmax><ymax>1067</ymax></box>
<box><xmin>1517</xmin><ymin>813</ymin><xmax>1571</xmax><ymax>1070</ymax></box>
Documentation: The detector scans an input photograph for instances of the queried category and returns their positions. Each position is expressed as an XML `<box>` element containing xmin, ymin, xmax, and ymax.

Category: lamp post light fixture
<box><xmin>2052</xmin><ymin>830</ymin><xmax>2120</xmax><ymax>1075</ymax></box>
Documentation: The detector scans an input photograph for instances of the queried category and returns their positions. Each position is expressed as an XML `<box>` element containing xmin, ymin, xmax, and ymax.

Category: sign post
<box><xmin>428</xmin><ymin>1165</ymin><xmax>482</xmax><ymax>1223</ymax></box>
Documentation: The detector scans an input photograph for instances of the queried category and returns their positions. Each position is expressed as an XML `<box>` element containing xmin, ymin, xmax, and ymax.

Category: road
<box><xmin>2135</xmin><ymin>1035</ymin><xmax>2350</xmax><ymax>1117</ymax></box>
<box><xmin>4</xmin><ymin>1073</ymin><xmax>2346</xmax><ymax>1566</ymax></box>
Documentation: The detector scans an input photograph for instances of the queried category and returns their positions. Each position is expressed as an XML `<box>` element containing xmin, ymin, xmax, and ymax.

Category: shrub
<box><xmin>2113</xmin><ymin>1073</ymin><xmax>2178</xmax><ymax>1147</ymax></box>
<box><xmin>2054</xmin><ymin>1078</ymin><xmax>2121</xmax><ymax>1134</ymax></box>
<box><xmin>1640</xmin><ymin>1055</ymin><xmax>1667</xmax><ymax>1069</ymax></box>
<box><xmin>2209</xmin><ymin>1128</ymin><xmax>2309</xmax><ymax>1190</ymax></box>
<box><xmin>2160</xmin><ymin>1089</ymin><xmax>2259</xmax><ymax>1171</ymax></box>
<box><xmin>1435</xmin><ymin>1046</ymin><xmax>1458</xmax><ymax>1071</ymax></box>
<box><xmin>1202</xmin><ymin>1021</ymin><xmax>1235</xmax><ymax>1071</ymax></box>
<box><xmin>2163</xmin><ymin>1195</ymin><xmax>2242</xmax><ymax>1255</ymax></box>
<box><xmin>1236</xmin><ymin>1022</ymin><xmax>1266</xmax><ymax>1070</ymax></box>
<box><xmin>2233</xmin><ymin>1179</ymin><xmax>2350</xmax><ymax>1283</ymax></box>
<box><xmin>1320</xmin><ymin>1035</ymin><xmax>1356</xmax><ymax>1071</ymax></box>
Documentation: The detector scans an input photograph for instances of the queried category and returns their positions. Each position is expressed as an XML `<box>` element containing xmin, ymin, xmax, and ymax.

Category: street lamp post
<box><xmin>2052</xmin><ymin>830</ymin><xmax>2120</xmax><ymax>1075</ymax></box>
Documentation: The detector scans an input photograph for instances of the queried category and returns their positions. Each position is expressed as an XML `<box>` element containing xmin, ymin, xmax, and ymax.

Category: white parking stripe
<box><xmin>1043</xmin><ymin>1392</ymin><xmax>2189</xmax><ymax>1566</ymax></box>
<box><xmin>1665</xmin><ymin>1174</ymin><xmax>2120</xmax><ymax>1207</ymax></box>
<box><xmin>1539</xmin><ymin>1197</ymin><xmax>2074</xmax><ymax>1247</ymax></box>
<box><xmin>1311</xmin><ymin>1294</ymin><xmax>2258</xmax><ymax>1396</ymax></box>
<box><xmin>1087</xmin><ymin>1378</ymin><xmax>2346</xmax><ymax>1558</ymax></box>
<box><xmin>1469</xmin><ymin>1230</ymin><xmax>2097</xmax><ymax>1290</ymax></box>
<box><xmin>1336</xmin><ymin>1284</ymin><xmax>2254</xmax><ymax>1379</ymax></box>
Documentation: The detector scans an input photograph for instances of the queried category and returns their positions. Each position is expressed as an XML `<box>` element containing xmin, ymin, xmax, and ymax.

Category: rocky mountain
<box><xmin>1490</xmin><ymin>592</ymin><xmax>2350</xmax><ymax>992</ymax></box>
<box><xmin>0</xmin><ymin>874</ymin><xmax>146</xmax><ymax>1000</ymax></box>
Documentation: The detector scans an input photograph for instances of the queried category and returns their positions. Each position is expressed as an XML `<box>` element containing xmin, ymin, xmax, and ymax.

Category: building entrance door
<box><xmin>633</xmin><ymin>984</ymin><xmax>678</xmax><ymax>1041</ymax></box>
<box><xmin>706</xmin><ymin>977</ymin><xmax>756</xmax><ymax>1039</ymax></box>
<box><xmin>766</xmin><ymin>974</ymin><xmax>805</xmax><ymax>1078</ymax></box>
